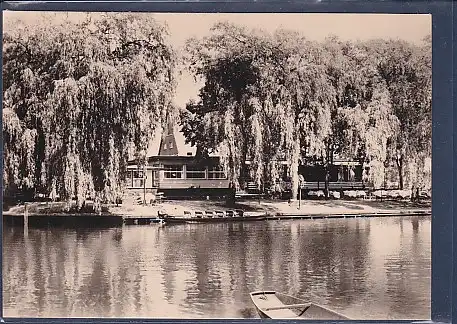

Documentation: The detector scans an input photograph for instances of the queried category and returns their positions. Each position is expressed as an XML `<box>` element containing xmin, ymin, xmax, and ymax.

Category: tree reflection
<box><xmin>384</xmin><ymin>217</ymin><xmax>430</xmax><ymax>319</ymax></box>
<box><xmin>3</xmin><ymin>217</ymin><xmax>430</xmax><ymax>319</ymax></box>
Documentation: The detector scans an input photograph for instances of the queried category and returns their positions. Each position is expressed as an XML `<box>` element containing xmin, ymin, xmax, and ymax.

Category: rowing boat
<box><xmin>250</xmin><ymin>291</ymin><xmax>350</xmax><ymax>320</ymax></box>
<box><xmin>160</xmin><ymin>212</ymin><xmax>267</xmax><ymax>224</ymax></box>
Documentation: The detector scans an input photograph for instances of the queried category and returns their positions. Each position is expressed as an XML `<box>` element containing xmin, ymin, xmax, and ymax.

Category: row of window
<box><xmin>163</xmin><ymin>165</ymin><xmax>226</xmax><ymax>179</ymax></box>
<box><xmin>126</xmin><ymin>166</ymin><xmax>227</xmax><ymax>184</ymax></box>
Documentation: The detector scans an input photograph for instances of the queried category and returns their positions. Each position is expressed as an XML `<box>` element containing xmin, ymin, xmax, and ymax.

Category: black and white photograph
<box><xmin>3</xmin><ymin>12</ymin><xmax>432</xmax><ymax>319</ymax></box>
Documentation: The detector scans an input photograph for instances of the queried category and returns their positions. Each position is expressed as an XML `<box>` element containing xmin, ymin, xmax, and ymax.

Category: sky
<box><xmin>4</xmin><ymin>12</ymin><xmax>431</xmax><ymax>108</ymax></box>
<box><xmin>4</xmin><ymin>12</ymin><xmax>431</xmax><ymax>156</ymax></box>
<box><xmin>161</xmin><ymin>13</ymin><xmax>431</xmax><ymax>107</ymax></box>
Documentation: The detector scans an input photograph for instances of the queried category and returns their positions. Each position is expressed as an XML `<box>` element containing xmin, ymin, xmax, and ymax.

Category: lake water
<box><xmin>3</xmin><ymin>216</ymin><xmax>430</xmax><ymax>319</ymax></box>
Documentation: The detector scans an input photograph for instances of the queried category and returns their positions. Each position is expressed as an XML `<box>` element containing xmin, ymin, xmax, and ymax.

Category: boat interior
<box><xmin>250</xmin><ymin>291</ymin><xmax>349</xmax><ymax>320</ymax></box>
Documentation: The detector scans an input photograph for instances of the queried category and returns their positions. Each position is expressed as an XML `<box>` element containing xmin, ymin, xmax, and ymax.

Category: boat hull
<box><xmin>123</xmin><ymin>217</ymin><xmax>165</xmax><ymax>225</ymax></box>
<box><xmin>162</xmin><ymin>214</ymin><xmax>267</xmax><ymax>224</ymax></box>
<box><xmin>250</xmin><ymin>291</ymin><xmax>349</xmax><ymax>320</ymax></box>
<box><xmin>254</xmin><ymin>308</ymin><xmax>272</xmax><ymax>319</ymax></box>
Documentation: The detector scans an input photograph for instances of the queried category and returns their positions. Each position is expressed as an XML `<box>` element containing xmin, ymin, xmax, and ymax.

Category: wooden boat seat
<box><xmin>254</xmin><ymin>293</ymin><xmax>305</xmax><ymax>319</ymax></box>
<box><xmin>266</xmin><ymin>308</ymin><xmax>299</xmax><ymax>319</ymax></box>
<box><xmin>264</xmin><ymin>303</ymin><xmax>310</xmax><ymax>311</ymax></box>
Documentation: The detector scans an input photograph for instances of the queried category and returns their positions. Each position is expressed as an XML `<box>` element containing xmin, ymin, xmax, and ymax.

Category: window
<box><xmin>208</xmin><ymin>166</ymin><xmax>226</xmax><ymax>179</ymax></box>
<box><xmin>128</xmin><ymin>170</ymin><xmax>144</xmax><ymax>188</ymax></box>
<box><xmin>164</xmin><ymin>165</ymin><xmax>183</xmax><ymax>179</ymax></box>
<box><xmin>186</xmin><ymin>166</ymin><xmax>206</xmax><ymax>179</ymax></box>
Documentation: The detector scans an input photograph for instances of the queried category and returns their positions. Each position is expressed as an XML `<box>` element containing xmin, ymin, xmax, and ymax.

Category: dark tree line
<box><xmin>181</xmin><ymin>23</ymin><xmax>431</xmax><ymax>198</ymax></box>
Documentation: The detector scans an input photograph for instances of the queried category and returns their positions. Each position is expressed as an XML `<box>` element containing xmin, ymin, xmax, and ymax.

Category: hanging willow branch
<box><xmin>3</xmin><ymin>13</ymin><xmax>177</xmax><ymax>207</ymax></box>
<box><xmin>182</xmin><ymin>23</ymin><xmax>431</xmax><ymax>196</ymax></box>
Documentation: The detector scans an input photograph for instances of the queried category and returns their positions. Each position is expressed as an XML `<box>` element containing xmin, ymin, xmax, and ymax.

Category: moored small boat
<box><xmin>123</xmin><ymin>216</ymin><xmax>166</xmax><ymax>225</ymax></box>
<box><xmin>250</xmin><ymin>291</ymin><xmax>350</xmax><ymax>320</ymax></box>
<box><xmin>161</xmin><ymin>211</ymin><xmax>266</xmax><ymax>224</ymax></box>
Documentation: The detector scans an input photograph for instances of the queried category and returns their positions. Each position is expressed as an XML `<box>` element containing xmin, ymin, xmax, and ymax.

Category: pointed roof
<box><xmin>158</xmin><ymin>123</ymin><xmax>196</xmax><ymax>157</ymax></box>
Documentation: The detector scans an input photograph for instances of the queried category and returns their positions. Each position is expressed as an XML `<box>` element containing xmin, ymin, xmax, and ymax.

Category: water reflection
<box><xmin>3</xmin><ymin>217</ymin><xmax>430</xmax><ymax>319</ymax></box>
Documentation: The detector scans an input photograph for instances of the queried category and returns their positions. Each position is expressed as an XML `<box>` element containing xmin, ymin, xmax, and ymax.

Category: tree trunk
<box><xmin>238</xmin><ymin>133</ymin><xmax>249</xmax><ymax>190</ymax></box>
<box><xmin>291</xmin><ymin>136</ymin><xmax>301</xmax><ymax>201</ymax></box>
<box><xmin>396</xmin><ymin>155</ymin><xmax>404</xmax><ymax>190</ymax></box>
<box><xmin>324</xmin><ymin>171</ymin><xmax>330</xmax><ymax>198</ymax></box>
<box><xmin>226</xmin><ymin>184</ymin><xmax>236</xmax><ymax>207</ymax></box>
<box><xmin>64</xmin><ymin>198</ymin><xmax>72</xmax><ymax>212</ymax></box>
<box><xmin>94</xmin><ymin>193</ymin><xmax>102</xmax><ymax>214</ymax></box>
<box><xmin>324</xmin><ymin>142</ymin><xmax>331</xmax><ymax>199</ymax></box>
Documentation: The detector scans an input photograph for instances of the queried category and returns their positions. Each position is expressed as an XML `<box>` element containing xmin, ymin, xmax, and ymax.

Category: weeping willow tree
<box><xmin>3</xmin><ymin>13</ymin><xmax>177</xmax><ymax>209</ymax></box>
<box><xmin>182</xmin><ymin>22</ymin><xmax>431</xmax><ymax>199</ymax></box>
<box><xmin>322</xmin><ymin>37</ymin><xmax>391</xmax><ymax>190</ymax></box>
<box><xmin>182</xmin><ymin>23</ymin><xmax>334</xmax><ymax>199</ymax></box>
<box><xmin>331</xmin><ymin>37</ymin><xmax>432</xmax><ymax>191</ymax></box>
<box><xmin>376</xmin><ymin>38</ymin><xmax>432</xmax><ymax>191</ymax></box>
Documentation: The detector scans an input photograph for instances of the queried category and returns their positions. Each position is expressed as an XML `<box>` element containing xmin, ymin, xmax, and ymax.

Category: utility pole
<box><xmin>298</xmin><ymin>185</ymin><xmax>302</xmax><ymax>209</ymax></box>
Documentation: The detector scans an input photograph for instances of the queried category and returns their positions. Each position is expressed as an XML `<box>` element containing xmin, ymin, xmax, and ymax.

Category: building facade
<box><xmin>125</xmin><ymin>123</ymin><xmax>230</xmax><ymax>199</ymax></box>
<box><xmin>125</xmin><ymin>122</ymin><xmax>370</xmax><ymax>201</ymax></box>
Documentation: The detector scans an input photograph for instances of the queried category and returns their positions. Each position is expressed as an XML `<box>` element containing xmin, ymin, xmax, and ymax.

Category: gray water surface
<box><xmin>3</xmin><ymin>216</ymin><xmax>430</xmax><ymax>319</ymax></box>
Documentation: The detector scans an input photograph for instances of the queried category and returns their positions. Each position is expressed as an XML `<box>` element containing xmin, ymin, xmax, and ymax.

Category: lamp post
<box><xmin>143</xmin><ymin>164</ymin><xmax>147</xmax><ymax>205</ymax></box>
<box><xmin>298</xmin><ymin>175</ymin><xmax>304</xmax><ymax>210</ymax></box>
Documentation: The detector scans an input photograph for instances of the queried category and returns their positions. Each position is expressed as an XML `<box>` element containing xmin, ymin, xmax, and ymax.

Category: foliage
<box><xmin>3</xmin><ymin>13</ymin><xmax>177</xmax><ymax>208</ymax></box>
<box><xmin>376</xmin><ymin>38</ymin><xmax>432</xmax><ymax>189</ymax></box>
<box><xmin>182</xmin><ymin>23</ymin><xmax>432</xmax><ymax>194</ymax></box>
<box><xmin>182</xmin><ymin>23</ymin><xmax>335</xmax><ymax>197</ymax></box>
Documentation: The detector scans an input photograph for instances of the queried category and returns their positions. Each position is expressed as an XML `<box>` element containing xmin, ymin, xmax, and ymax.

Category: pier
<box><xmin>3</xmin><ymin>213</ymin><xmax>124</xmax><ymax>228</ymax></box>
<box><xmin>265</xmin><ymin>209</ymin><xmax>431</xmax><ymax>221</ymax></box>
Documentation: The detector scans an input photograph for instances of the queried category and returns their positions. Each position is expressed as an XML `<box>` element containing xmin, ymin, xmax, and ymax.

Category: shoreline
<box><xmin>3</xmin><ymin>199</ymin><xmax>431</xmax><ymax>227</ymax></box>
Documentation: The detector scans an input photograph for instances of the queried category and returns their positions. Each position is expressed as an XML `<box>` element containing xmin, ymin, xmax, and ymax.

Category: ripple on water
<box><xmin>3</xmin><ymin>217</ymin><xmax>431</xmax><ymax>319</ymax></box>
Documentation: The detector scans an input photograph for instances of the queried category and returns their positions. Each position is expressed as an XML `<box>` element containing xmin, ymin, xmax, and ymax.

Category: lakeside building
<box><xmin>125</xmin><ymin>122</ymin><xmax>230</xmax><ymax>200</ymax></box>
<box><xmin>125</xmin><ymin>122</ymin><xmax>368</xmax><ymax>201</ymax></box>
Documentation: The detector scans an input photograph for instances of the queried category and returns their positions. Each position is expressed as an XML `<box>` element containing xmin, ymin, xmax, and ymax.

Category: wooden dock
<box><xmin>3</xmin><ymin>213</ymin><xmax>124</xmax><ymax>228</ymax></box>
<box><xmin>268</xmin><ymin>209</ymin><xmax>431</xmax><ymax>220</ymax></box>
<box><xmin>3</xmin><ymin>212</ymin><xmax>166</xmax><ymax>227</ymax></box>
